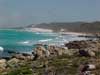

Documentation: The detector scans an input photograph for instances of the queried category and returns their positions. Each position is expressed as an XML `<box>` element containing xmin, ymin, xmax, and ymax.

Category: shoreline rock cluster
<box><xmin>0</xmin><ymin>39</ymin><xmax>100</xmax><ymax>75</ymax></box>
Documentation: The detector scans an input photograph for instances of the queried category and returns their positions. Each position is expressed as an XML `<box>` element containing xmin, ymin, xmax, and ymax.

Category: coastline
<box><xmin>0</xmin><ymin>39</ymin><xmax>100</xmax><ymax>75</ymax></box>
<box><xmin>0</xmin><ymin>29</ymin><xmax>100</xmax><ymax>75</ymax></box>
<box><xmin>0</xmin><ymin>29</ymin><xmax>99</xmax><ymax>58</ymax></box>
<box><xmin>0</xmin><ymin>28</ymin><xmax>98</xmax><ymax>37</ymax></box>
<box><xmin>23</xmin><ymin>27</ymin><xmax>98</xmax><ymax>36</ymax></box>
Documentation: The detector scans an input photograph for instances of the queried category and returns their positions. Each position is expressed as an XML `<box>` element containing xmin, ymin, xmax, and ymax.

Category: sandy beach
<box><xmin>24</xmin><ymin>27</ymin><xmax>96</xmax><ymax>37</ymax></box>
<box><xmin>24</xmin><ymin>28</ymin><xmax>53</xmax><ymax>33</ymax></box>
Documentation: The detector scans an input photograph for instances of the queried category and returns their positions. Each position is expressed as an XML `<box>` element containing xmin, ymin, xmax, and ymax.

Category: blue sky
<box><xmin>0</xmin><ymin>0</ymin><xmax>100</xmax><ymax>28</ymax></box>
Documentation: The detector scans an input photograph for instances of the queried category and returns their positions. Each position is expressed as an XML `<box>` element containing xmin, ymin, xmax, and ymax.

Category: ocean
<box><xmin>0</xmin><ymin>29</ymin><xmax>88</xmax><ymax>57</ymax></box>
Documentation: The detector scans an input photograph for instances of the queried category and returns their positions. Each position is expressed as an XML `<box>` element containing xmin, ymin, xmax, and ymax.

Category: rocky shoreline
<box><xmin>0</xmin><ymin>39</ymin><xmax>100</xmax><ymax>75</ymax></box>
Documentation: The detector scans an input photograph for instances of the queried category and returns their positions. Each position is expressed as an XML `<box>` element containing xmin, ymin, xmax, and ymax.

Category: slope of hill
<box><xmin>13</xmin><ymin>21</ymin><xmax>100</xmax><ymax>34</ymax></box>
<box><xmin>79</xmin><ymin>22</ymin><xmax>100</xmax><ymax>33</ymax></box>
<box><xmin>34</xmin><ymin>22</ymin><xmax>85</xmax><ymax>32</ymax></box>
<box><xmin>33</xmin><ymin>21</ymin><xmax>100</xmax><ymax>33</ymax></box>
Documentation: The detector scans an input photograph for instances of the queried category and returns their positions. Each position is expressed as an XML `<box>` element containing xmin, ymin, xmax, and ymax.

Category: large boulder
<box><xmin>15</xmin><ymin>54</ymin><xmax>26</xmax><ymax>60</ymax></box>
<box><xmin>8</xmin><ymin>58</ymin><xmax>19</xmax><ymax>64</ymax></box>
<box><xmin>0</xmin><ymin>59</ymin><xmax>7</xmax><ymax>70</ymax></box>
<box><xmin>78</xmin><ymin>49</ymin><xmax>90</xmax><ymax>56</ymax></box>
<box><xmin>26</xmin><ymin>55</ymin><xmax>34</xmax><ymax>60</ymax></box>
<box><xmin>88</xmin><ymin>50</ymin><xmax>95</xmax><ymax>57</ymax></box>
<box><xmin>34</xmin><ymin>46</ymin><xmax>47</xmax><ymax>59</ymax></box>
<box><xmin>78</xmin><ymin>49</ymin><xmax>96</xmax><ymax>57</ymax></box>
<box><xmin>47</xmin><ymin>45</ymin><xmax>64</xmax><ymax>56</ymax></box>
<box><xmin>88</xmin><ymin>64</ymin><xmax>96</xmax><ymax>70</ymax></box>
<box><xmin>14</xmin><ymin>53</ymin><xmax>34</xmax><ymax>60</ymax></box>
<box><xmin>65</xmin><ymin>40</ymin><xmax>89</xmax><ymax>49</ymax></box>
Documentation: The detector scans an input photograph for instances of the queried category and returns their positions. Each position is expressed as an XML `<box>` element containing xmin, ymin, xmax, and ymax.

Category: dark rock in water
<box><xmin>7</xmin><ymin>51</ymin><xmax>19</xmax><ymax>54</ymax></box>
<box><xmin>22</xmin><ymin>53</ymin><xmax>32</xmax><ymax>56</ymax></box>
<box><xmin>0</xmin><ymin>51</ymin><xmax>13</xmax><ymax>60</ymax></box>
<box><xmin>2</xmin><ymin>57</ymin><xmax>12</xmax><ymax>60</ymax></box>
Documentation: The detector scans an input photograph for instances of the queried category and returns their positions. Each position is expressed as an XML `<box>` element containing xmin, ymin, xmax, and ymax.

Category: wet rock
<box><xmin>15</xmin><ymin>54</ymin><xmax>26</xmax><ymax>60</ymax></box>
<box><xmin>22</xmin><ymin>53</ymin><xmax>32</xmax><ymax>56</ymax></box>
<box><xmin>7</xmin><ymin>51</ymin><xmax>18</xmax><ymax>54</ymax></box>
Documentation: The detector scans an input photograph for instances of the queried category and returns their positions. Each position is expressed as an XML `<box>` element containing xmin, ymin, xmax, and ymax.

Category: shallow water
<box><xmin>0</xmin><ymin>29</ymin><xmax>88</xmax><ymax>57</ymax></box>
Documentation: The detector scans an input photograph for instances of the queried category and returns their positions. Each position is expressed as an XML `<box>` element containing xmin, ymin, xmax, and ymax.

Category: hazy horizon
<box><xmin>0</xmin><ymin>0</ymin><xmax>100</xmax><ymax>28</ymax></box>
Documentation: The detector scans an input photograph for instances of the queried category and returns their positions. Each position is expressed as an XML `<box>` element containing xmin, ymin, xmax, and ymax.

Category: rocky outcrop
<box><xmin>33</xmin><ymin>45</ymin><xmax>69</xmax><ymax>59</ymax></box>
<box><xmin>79</xmin><ymin>62</ymin><xmax>96</xmax><ymax>75</ymax></box>
<box><xmin>65</xmin><ymin>40</ymin><xmax>89</xmax><ymax>49</ymax></box>
<box><xmin>7</xmin><ymin>58</ymin><xmax>19</xmax><ymax>64</ymax></box>
<box><xmin>65</xmin><ymin>40</ymin><xmax>100</xmax><ymax>50</ymax></box>
<box><xmin>78</xmin><ymin>49</ymin><xmax>96</xmax><ymax>57</ymax></box>
<box><xmin>65</xmin><ymin>40</ymin><xmax>100</xmax><ymax>57</ymax></box>
<box><xmin>13</xmin><ymin>53</ymin><xmax>34</xmax><ymax>60</ymax></box>
<box><xmin>0</xmin><ymin>59</ymin><xmax>7</xmax><ymax>72</ymax></box>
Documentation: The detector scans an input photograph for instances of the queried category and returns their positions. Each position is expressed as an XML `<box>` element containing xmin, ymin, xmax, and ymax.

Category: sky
<box><xmin>0</xmin><ymin>0</ymin><xmax>100</xmax><ymax>28</ymax></box>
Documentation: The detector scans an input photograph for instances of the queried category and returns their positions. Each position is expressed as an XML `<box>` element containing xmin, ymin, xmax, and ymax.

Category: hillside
<box><xmin>33</xmin><ymin>21</ymin><xmax>100</xmax><ymax>33</ymax></box>
<box><xmin>79</xmin><ymin>22</ymin><xmax>100</xmax><ymax>33</ymax></box>
<box><xmin>34</xmin><ymin>22</ymin><xmax>84</xmax><ymax>32</ymax></box>
<box><xmin>13</xmin><ymin>21</ymin><xmax>100</xmax><ymax>33</ymax></box>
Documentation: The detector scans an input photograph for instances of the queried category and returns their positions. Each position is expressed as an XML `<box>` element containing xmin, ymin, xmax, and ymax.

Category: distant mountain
<box><xmin>12</xmin><ymin>24</ymin><xmax>36</xmax><ymax>29</ymax></box>
<box><xmin>79</xmin><ymin>21</ymin><xmax>100</xmax><ymax>33</ymax></box>
<box><xmin>13</xmin><ymin>21</ymin><xmax>100</xmax><ymax>33</ymax></box>
<box><xmin>34</xmin><ymin>22</ymin><xmax>85</xmax><ymax>32</ymax></box>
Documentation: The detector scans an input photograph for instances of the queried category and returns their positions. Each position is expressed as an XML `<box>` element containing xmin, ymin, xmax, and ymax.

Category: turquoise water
<box><xmin>0</xmin><ymin>30</ymin><xmax>57</xmax><ymax>53</ymax></box>
<box><xmin>0</xmin><ymin>29</ymin><xmax>89</xmax><ymax>57</ymax></box>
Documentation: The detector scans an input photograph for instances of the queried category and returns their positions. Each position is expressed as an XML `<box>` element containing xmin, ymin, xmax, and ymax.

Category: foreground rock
<box><xmin>33</xmin><ymin>45</ymin><xmax>69</xmax><ymax>59</ymax></box>
<box><xmin>78</xmin><ymin>49</ymin><xmax>96</xmax><ymax>57</ymax></box>
<box><xmin>0</xmin><ymin>59</ymin><xmax>7</xmax><ymax>72</ymax></box>
<box><xmin>14</xmin><ymin>53</ymin><xmax>34</xmax><ymax>60</ymax></box>
<box><xmin>65</xmin><ymin>40</ymin><xmax>100</xmax><ymax>51</ymax></box>
<box><xmin>8</xmin><ymin>58</ymin><xmax>19</xmax><ymax>64</ymax></box>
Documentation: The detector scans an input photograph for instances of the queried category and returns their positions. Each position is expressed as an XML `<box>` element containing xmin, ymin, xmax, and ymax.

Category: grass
<box><xmin>1</xmin><ymin>52</ymin><xmax>100</xmax><ymax>75</ymax></box>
